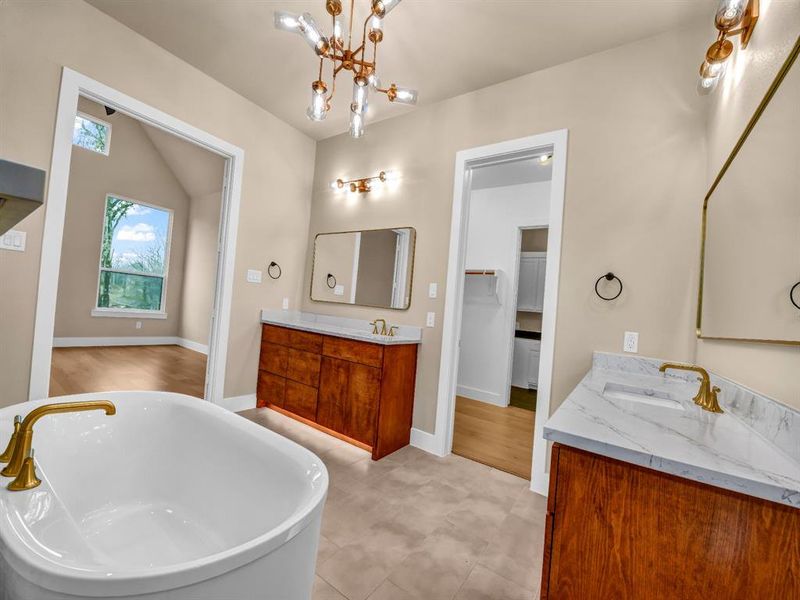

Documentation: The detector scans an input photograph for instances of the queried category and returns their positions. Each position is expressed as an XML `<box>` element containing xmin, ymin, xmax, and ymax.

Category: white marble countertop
<box><xmin>260</xmin><ymin>310</ymin><xmax>422</xmax><ymax>345</ymax></box>
<box><xmin>544</xmin><ymin>353</ymin><xmax>800</xmax><ymax>508</ymax></box>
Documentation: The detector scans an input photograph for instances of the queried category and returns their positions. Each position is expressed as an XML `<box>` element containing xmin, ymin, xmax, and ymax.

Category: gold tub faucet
<box><xmin>1</xmin><ymin>400</ymin><xmax>116</xmax><ymax>491</ymax></box>
<box><xmin>659</xmin><ymin>363</ymin><xmax>723</xmax><ymax>414</ymax></box>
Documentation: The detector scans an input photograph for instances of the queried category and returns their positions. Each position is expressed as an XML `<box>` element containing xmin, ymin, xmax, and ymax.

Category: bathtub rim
<box><xmin>0</xmin><ymin>391</ymin><xmax>329</xmax><ymax>598</ymax></box>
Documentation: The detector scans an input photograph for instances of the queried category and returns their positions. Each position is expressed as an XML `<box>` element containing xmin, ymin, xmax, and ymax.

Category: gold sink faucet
<box><xmin>370</xmin><ymin>318</ymin><xmax>388</xmax><ymax>335</ymax></box>
<box><xmin>659</xmin><ymin>363</ymin><xmax>723</xmax><ymax>413</ymax></box>
<box><xmin>1</xmin><ymin>400</ymin><xmax>116</xmax><ymax>491</ymax></box>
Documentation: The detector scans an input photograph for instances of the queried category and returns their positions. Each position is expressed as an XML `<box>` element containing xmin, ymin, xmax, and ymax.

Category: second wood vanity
<box><xmin>256</xmin><ymin>312</ymin><xmax>420</xmax><ymax>460</ymax></box>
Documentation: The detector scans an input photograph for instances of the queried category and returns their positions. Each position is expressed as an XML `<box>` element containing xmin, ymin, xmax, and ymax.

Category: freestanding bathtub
<box><xmin>0</xmin><ymin>391</ymin><xmax>328</xmax><ymax>600</ymax></box>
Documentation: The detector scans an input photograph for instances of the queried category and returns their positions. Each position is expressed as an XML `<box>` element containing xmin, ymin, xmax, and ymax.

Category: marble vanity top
<box><xmin>544</xmin><ymin>353</ymin><xmax>800</xmax><ymax>508</ymax></box>
<box><xmin>261</xmin><ymin>309</ymin><xmax>422</xmax><ymax>345</ymax></box>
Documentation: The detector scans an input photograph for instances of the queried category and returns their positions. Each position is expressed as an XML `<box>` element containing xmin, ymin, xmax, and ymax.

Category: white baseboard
<box><xmin>52</xmin><ymin>336</ymin><xmax>208</xmax><ymax>355</ymax></box>
<box><xmin>219</xmin><ymin>393</ymin><xmax>257</xmax><ymax>412</ymax></box>
<box><xmin>177</xmin><ymin>338</ymin><xmax>209</xmax><ymax>355</ymax></box>
<box><xmin>410</xmin><ymin>427</ymin><xmax>445</xmax><ymax>456</ymax></box>
<box><xmin>456</xmin><ymin>384</ymin><xmax>507</xmax><ymax>407</ymax></box>
<box><xmin>53</xmin><ymin>336</ymin><xmax>178</xmax><ymax>347</ymax></box>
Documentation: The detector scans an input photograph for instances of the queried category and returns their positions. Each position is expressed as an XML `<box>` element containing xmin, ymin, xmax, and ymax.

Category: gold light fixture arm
<box><xmin>1</xmin><ymin>401</ymin><xmax>117</xmax><ymax>483</ymax></box>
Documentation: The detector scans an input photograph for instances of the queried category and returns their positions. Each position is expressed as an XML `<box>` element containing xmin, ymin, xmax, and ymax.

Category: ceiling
<box><xmin>87</xmin><ymin>0</ymin><xmax>714</xmax><ymax>140</ymax></box>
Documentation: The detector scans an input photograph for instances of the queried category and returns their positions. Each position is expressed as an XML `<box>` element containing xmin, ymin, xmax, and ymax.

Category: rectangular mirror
<box><xmin>311</xmin><ymin>227</ymin><xmax>416</xmax><ymax>309</ymax></box>
<box><xmin>698</xmin><ymin>43</ymin><xmax>799</xmax><ymax>344</ymax></box>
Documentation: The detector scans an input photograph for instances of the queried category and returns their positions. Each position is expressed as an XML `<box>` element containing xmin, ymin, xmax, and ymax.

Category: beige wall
<box><xmin>305</xmin><ymin>25</ymin><xmax>709</xmax><ymax>433</ymax></box>
<box><xmin>696</xmin><ymin>1</ymin><xmax>800</xmax><ymax>407</ymax></box>
<box><xmin>0</xmin><ymin>0</ymin><xmax>315</xmax><ymax>406</ymax></box>
<box><xmin>179</xmin><ymin>190</ymin><xmax>222</xmax><ymax>346</ymax></box>
<box><xmin>54</xmin><ymin>98</ymin><xmax>190</xmax><ymax>338</ymax></box>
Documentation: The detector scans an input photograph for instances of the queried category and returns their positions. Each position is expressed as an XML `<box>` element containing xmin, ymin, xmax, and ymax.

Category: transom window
<box><xmin>73</xmin><ymin>113</ymin><xmax>111</xmax><ymax>155</ymax></box>
<box><xmin>96</xmin><ymin>195</ymin><xmax>172</xmax><ymax>314</ymax></box>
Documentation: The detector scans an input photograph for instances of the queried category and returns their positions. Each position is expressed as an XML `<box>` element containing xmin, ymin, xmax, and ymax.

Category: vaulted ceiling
<box><xmin>87</xmin><ymin>0</ymin><xmax>714</xmax><ymax>140</ymax></box>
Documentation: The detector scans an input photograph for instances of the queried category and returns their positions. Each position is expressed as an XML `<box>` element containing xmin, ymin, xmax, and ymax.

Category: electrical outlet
<box><xmin>0</xmin><ymin>229</ymin><xmax>26</xmax><ymax>252</ymax></box>
<box><xmin>135</xmin><ymin>321</ymin><xmax>142</xmax><ymax>330</ymax></box>
<box><xmin>426</xmin><ymin>312</ymin><xmax>436</xmax><ymax>328</ymax></box>
<box><xmin>428</xmin><ymin>283</ymin><xmax>438</xmax><ymax>299</ymax></box>
<box><xmin>246</xmin><ymin>269</ymin><xmax>262</xmax><ymax>283</ymax></box>
<box><xmin>623</xmin><ymin>331</ymin><xmax>639</xmax><ymax>353</ymax></box>
<box><xmin>282</xmin><ymin>297</ymin><xmax>289</xmax><ymax>310</ymax></box>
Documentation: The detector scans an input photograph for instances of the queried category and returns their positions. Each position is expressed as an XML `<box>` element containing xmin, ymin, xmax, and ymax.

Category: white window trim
<box><xmin>91</xmin><ymin>308</ymin><xmax>168</xmax><ymax>320</ymax></box>
<box><xmin>94</xmin><ymin>193</ymin><xmax>173</xmax><ymax>316</ymax></box>
<box><xmin>74</xmin><ymin>111</ymin><xmax>112</xmax><ymax>156</ymax></box>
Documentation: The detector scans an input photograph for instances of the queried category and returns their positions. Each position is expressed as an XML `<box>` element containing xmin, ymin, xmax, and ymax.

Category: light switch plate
<box><xmin>428</xmin><ymin>283</ymin><xmax>438</xmax><ymax>298</ymax></box>
<box><xmin>246</xmin><ymin>269</ymin><xmax>262</xmax><ymax>283</ymax></box>
<box><xmin>282</xmin><ymin>297</ymin><xmax>289</xmax><ymax>310</ymax></box>
<box><xmin>426</xmin><ymin>312</ymin><xmax>436</xmax><ymax>328</ymax></box>
<box><xmin>623</xmin><ymin>331</ymin><xmax>639</xmax><ymax>353</ymax></box>
<box><xmin>334</xmin><ymin>284</ymin><xmax>345</xmax><ymax>296</ymax></box>
<box><xmin>0</xmin><ymin>229</ymin><xmax>26</xmax><ymax>252</ymax></box>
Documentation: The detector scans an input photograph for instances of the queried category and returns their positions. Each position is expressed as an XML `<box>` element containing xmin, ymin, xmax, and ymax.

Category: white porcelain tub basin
<box><xmin>0</xmin><ymin>392</ymin><xmax>328</xmax><ymax>600</ymax></box>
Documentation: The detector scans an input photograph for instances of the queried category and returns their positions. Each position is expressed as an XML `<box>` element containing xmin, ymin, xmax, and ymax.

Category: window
<box><xmin>73</xmin><ymin>113</ymin><xmax>111</xmax><ymax>155</ymax></box>
<box><xmin>95</xmin><ymin>195</ymin><xmax>172</xmax><ymax>315</ymax></box>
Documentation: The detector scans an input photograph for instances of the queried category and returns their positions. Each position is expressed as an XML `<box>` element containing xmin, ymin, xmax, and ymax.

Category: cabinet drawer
<box><xmin>259</xmin><ymin>342</ymin><xmax>288</xmax><ymax>376</ymax></box>
<box><xmin>284</xmin><ymin>380</ymin><xmax>319</xmax><ymax>421</ymax></box>
<box><xmin>262</xmin><ymin>324</ymin><xmax>323</xmax><ymax>354</ymax></box>
<box><xmin>322</xmin><ymin>336</ymin><xmax>384</xmax><ymax>368</ymax></box>
<box><xmin>286</xmin><ymin>348</ymin><xmax>322</xmax><ymax>388</ymax></box>
<box><xmin>257</xmin><ymin>371</ymin><xmax>285</xmax><ymax>408</ymax></box>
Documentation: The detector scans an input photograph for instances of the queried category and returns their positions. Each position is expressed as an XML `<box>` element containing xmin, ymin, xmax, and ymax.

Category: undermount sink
<box><xmin>602</xmin><ymin>382</ymin><xmax>684</xmax><ymax>411</ymax></box>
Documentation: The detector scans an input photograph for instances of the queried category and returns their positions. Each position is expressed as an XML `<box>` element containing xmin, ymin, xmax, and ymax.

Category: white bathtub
<box><xmin>0</xmin><ymin>392</ymin><xmax>328</xmax><ymax>600</ymax></box>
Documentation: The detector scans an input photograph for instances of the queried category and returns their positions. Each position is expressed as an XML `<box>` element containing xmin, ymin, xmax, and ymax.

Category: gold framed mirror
<box><xmin>310</xmin><ymin>227</ymin><xmax>416</xmax><ymax>310</ymax></box>
<box><xmin>697</xmin><ymin>38</ymin><xmax>800</xmax><ymax>345</ymax></box>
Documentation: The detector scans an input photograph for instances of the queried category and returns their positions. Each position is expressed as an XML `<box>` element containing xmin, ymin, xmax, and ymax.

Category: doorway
<box><xmin>29</xmin><ymin>68</ymin><xmax>244</xmax><ymax>405</ymax></box>
<box><xmin>433</xmin><ymin>130</ymin><xmax>568</xmax><ymax>494</ymax></box>
<box><xmin>450</xmin><ymin>158</ymin><xmax>552</xmax><ymax>479</ymax></box>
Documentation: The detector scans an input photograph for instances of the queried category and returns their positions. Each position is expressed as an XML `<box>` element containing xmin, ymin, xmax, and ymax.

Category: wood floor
<box><xmin>50</xmin><ymin>345</ymin><xmax>207</xmax><ymax>398</ymax></box>
<box><xmin>452</xmin><ymin>396</ymin><xmax>536</xmax><ymax>480</ymax></box>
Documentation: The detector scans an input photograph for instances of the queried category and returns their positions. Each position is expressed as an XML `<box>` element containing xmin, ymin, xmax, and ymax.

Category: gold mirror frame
<box><xmin>309</xmin><ymin>226</ymin><xmax>417</xmax><ymax>310</ymax></box>
<box><xmin>696</xmin><ymin>37</ymin><xmax>800</xmax><ymax>346</ymax></box>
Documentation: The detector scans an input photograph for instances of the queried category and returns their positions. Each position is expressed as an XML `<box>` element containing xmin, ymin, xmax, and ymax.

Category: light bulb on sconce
<box><xmin>696</xmin><ymin>0</ymin><xmax>758</xmax><ymax>96</ymax></box>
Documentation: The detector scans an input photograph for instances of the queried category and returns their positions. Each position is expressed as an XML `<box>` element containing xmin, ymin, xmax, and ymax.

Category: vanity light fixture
<box><xmin>330</xmin><ymin>170</ymin><xmax>400</xmax><ymax>193</ymax></box>
<box><xmin>697</xmin><ymin>0</ymin><xmax>759</xmax><ymax>95</ymax></box>
<box><xmin>274</xmin><ymin>0</ymin><xmax>418</xmax><ymax>138</ymax></box>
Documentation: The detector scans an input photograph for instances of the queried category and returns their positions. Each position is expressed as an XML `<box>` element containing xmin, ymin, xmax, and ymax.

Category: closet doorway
<box><xmin>433</xmin><ymin>130</ymin><xmax>568</xmax><ymax>493</ymax></box>
<box><xmin>450</xmin><ymin>158</ymin><xmax>552</xmax><ymax>479</ymax></box>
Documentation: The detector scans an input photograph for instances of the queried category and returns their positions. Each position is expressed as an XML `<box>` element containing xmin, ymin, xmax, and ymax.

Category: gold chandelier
<box><xmin>274</xmin><ymin>0</ymin><xmax>418</xmax><ymax>138</ymax></box>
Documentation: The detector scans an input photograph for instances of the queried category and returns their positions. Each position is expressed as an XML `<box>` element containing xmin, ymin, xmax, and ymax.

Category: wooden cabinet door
<box><xmin>345</xmin><ymin>363</ymin><xmax>381</xmax><ymax>445</ymax></box>
<box><xmin>284</xmin><ymin>380</ymin><xmax>318</xmax><ymax>421</ymax></box>
<box><xmin>318</xmin><ymin>356</ymin><xmax>348</xmax><ymax>432</ymax></box>
<box><xmin>257</xmin><ymin>371</ymin><xmax>285</xmax><ymax>408</ymax></box>
<box><xmin>286</xmin><ymin>348</ymin><xmax>322</xmax><ymax>388</ymax></box>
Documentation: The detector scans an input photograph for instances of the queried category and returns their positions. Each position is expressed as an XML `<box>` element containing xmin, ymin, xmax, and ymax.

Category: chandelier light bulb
<box><xmin>349</xmin><ymin>108</ymin><xmax>365</xmax><ymax>138</ymax></box>
<box><xmin>333</xmin><ymin>16</ymin><xmax>343</xmax><ymax>43</ymax></box>
<box><xmin>352</xmin><ymin>77</ymin><xmax>369</xmax><ymax>114</ymax></box>
<box><xmin>372</xmin><ymin>0</ymin><xmax>403</xmax><ymax>17</ymax></box>
<box><xmin>274</xmin><ymin>11</ymin><xmax>301</xmax><ymax>32</ymax></box>
<box><xmin>307</xmin><ymin>81</ymin><xmax>328</xmax><ymax>122</ymax></box>
<box><xmin>297</xmin><ymin>12</ymin><xmax>329</xmax><ymax>56</ymax></box>
<box><xmin>390</xmin><ymin>85</ymin><xmax>418</xmax><ymax>105</ymax></box>
<box><xmin>368</xmin><ymin>72</ymin><xmax>381</xmax><ymax>90</ymax></box>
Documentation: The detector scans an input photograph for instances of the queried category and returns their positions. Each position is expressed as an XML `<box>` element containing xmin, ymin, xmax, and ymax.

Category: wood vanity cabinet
<box><xmin>540</xmin><ymin>444</ymin><xmax>800</xmax><ymax>599</ymax></box>
<box><xmin>256</xmin><ymin>324</ymin><xmax>418</xmax><ymax>460</ymax></box>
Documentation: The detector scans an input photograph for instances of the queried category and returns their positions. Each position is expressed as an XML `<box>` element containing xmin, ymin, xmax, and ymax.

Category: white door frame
<box><xmin>29</xmin><ymin>67</ymin><xmax>244</xmax><ymax>405</ymax></box>
<box><xmin>433</xmin><ymin>130</ymin><xmax>568</xmax><ymax>495</ymax></box>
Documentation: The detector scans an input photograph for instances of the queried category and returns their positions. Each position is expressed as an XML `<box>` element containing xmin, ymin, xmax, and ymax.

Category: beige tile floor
<box><xmin>239</xmin><ymin>408</ymin><xmax>547</xmax><ymax>600</ymax></box>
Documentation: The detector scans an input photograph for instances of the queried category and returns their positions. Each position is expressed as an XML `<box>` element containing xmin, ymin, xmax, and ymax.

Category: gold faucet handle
<box><xmin>0</xmin><ymin>416</ymin><xmax>22</xmax><ymax>463</ymax></box>
<box><xmin>388</xmin><ymin>326</ymin><xmax>398</xmax><ymax>337</ymax></box>
<box><xmin>369</xmin><ymin>320</ymin><xmax>380</xmax><ymax>334</ymax></box>
<box><xmin>8</xmin><ymin>448</ymin><xmax>41</xmax><ymax>491</ymax></box>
